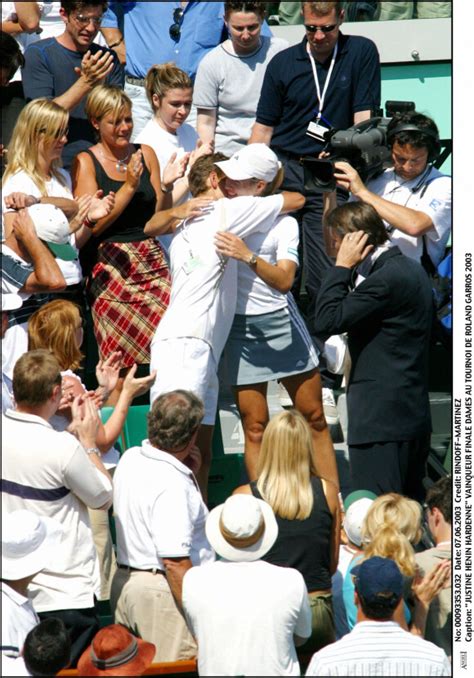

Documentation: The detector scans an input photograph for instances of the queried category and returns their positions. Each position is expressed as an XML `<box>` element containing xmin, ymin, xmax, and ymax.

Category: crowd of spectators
<box><xmin>2</xmin><ymin>1</ymin><xmax>452</xmax><ymax>676</ymax></box>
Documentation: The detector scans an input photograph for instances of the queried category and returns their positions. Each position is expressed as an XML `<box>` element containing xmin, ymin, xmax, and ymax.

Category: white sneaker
<box><xmin>278</xmin><ymin>382</ymin><xmax>293</xmax><ymax>408</ymax></box>
<box><xmin>322</xmin><ymin>387</ymin><xmax>339</xmax><ymax>426</ymax></box>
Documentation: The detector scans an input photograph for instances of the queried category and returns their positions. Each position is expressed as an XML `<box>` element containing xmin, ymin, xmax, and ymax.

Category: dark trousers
<box><xmin>349</xmin><ymin>435</ymin><xmax>431</xmax><ymax>502</ymax></box>
<box><xmin>277</xmin><ymin>151</ymin><xmax>346</xmax><ymax>389</ymax></box>
<box><xmin>39</xmin><ymin>603</ymin><xmax>100</xmax><ymax>667</ymax></box>
<box><xmin>1</xmin><ymin>81</ymin><xmax>26</xmax><ymax>149</ymax></box>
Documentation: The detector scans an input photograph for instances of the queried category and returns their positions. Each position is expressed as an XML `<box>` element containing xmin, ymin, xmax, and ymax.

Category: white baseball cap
<box><xmin>28</xmin><ymin>203</ymin><xmax>77</xmax><ymax>261</ymax></box>
<box><xmin>2</xmin><ymin>510</ymin><xmax>63</xmax><ymax>580</ymax></box>
<box><xmin>1</xmin><ymin>293</ymin><xmax>23</xmax><ymax>312</ymax></box>
<box><xmin>206</xmin><ymin>494</ymin><xmax>278</xmax><ymax>562</ymax></box>
<box><xmin>215</xmin><ymin>144</ymin><xmax>282</xmax><ymax>183</ymax></box>
<box><xmin>343</xmin><ymin>490</ymin><xmax>377</xmax><ymax>547</ymax></box>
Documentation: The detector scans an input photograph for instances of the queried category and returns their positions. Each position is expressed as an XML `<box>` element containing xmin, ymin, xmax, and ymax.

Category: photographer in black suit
<box><xmin>315</xmin><ymin>201</ymin><xmax>433</xmax><ymax>501</ymax></box>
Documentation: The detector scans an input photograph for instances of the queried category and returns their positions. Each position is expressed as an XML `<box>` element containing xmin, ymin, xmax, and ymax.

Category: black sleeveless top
<box><xmin>250</xmin><ymin>476</ymin><xmax>333</xmax><ymax>591</ymax></box>
<box><xmin>85</xmin><ymin>146</ymin><xmax>156</xmax><ymax>244</ymax></box>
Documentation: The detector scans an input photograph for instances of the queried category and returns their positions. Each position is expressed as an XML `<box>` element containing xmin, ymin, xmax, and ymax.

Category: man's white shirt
<box><xmin>363</xmin><ymin>166</ymin><xmax>451</xmax><ymax>267</ymax></box>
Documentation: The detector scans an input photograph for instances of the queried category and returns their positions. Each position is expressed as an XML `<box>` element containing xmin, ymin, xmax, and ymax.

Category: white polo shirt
<box><xmin>113</xmin><ymin>441</ymin><xmax>215</xmax><ymax>569</ymax></box>
<box><xmin>235</xmin><ymin>214</ymin><xmax>299</xmax><ymax>315</ymax></box>
<box><xmin>1</xmin><ymin>583</ymin><xmax>39</xmax><ymax>658</ymax></box>
<box><xmin>152</xmin><ymin>194</ymin><xmax>283</xmax><ymax>363</ymax></box>
<box><xmin>363</xmin><ymin>166</ymin><xmax>451</xmax><ymax>267</ymax></box>
<box><xmin>2</xmin><ymin>410</ymin><xmax>113</xmax><ymax>612</ymax></box>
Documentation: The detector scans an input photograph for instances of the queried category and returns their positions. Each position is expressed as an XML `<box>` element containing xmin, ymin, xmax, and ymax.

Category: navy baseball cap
<box><xmin>352</xmin><ymin>556</ymin><xmax>403</xmax><ymax>603</ymax></box>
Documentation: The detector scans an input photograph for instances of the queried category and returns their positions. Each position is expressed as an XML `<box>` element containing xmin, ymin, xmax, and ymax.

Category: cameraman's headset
<box><xmin>386</xmin><ymin>122</ymin><xmax>441</xmax><ymax>195</ymax></box>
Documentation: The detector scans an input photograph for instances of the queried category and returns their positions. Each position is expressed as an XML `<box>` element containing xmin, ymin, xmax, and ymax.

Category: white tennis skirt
<box><xmin>221</xmin><ymin>297</ymin><xmax>319</xmax><ymax>386</ymax></box>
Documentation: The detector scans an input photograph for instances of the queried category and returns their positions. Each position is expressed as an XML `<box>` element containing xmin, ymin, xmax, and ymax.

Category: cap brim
<box><xmin>214</xmin><ymin>159</ymin><xmax>255</xmax><ymax>181</ymax></box>
<box><xmin>2</xmin><ymin>515</ymin><xmax>64</xmax><ymax>580</ymax></box>
<box><xmin>205</xmin><ymin>498</ymin><xmax>278</xmax><ymax>562</ymax></box>
<box><xmin>77</xmin><ymin>638</ymin><xmax>156</xmax><ymax>676</ymax></box>
<box><xmin>44</xmin><ymin>241</ymin><xmax>78</xmax><ymax>262</ymax></box>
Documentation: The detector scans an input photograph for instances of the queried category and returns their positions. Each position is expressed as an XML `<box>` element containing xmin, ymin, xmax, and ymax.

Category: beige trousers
<box><xmin>88</xmin><ymin>506</ymin><xmax>117</xmax><ymax>601</ymax></box>
<box><xmin>110</xmin><ymin>567</ymin><xmax>197</xmax><ymax>662</ymax></box>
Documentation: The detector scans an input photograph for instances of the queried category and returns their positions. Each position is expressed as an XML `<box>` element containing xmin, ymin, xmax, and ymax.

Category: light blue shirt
<box><xmin>101</xmin><ymin>1</ymin><xmax>271</xmax><ymax>80</ymax></box>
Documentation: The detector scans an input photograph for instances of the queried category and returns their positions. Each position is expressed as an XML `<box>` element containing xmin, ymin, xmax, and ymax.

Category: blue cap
<box><xmin>352</xmin><ymin>556</ymin><xmax>403</xmax><ymax>603</ymax></box>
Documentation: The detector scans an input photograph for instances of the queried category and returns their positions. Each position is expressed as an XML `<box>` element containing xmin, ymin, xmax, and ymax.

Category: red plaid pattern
<box><xmin>90</xmin><ymin>239</ymin><xmax>170</xmax><ymax>367</ymax></box>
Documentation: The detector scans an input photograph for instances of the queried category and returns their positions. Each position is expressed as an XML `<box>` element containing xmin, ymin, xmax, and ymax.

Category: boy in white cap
<box><xmin>331</xmin><ymin>490</ymin><xmax>376</xmax><ymax>638</ymax></box>
<box><xmin>182</xmin><ymin>495</ymin><xmax>311</xmax><ymax>676</ymax></box>
<box><xmin>1</xmin><ymin>510</ymin><xmax>63</xmax><ymax>661</ymax></box>
<box><xmin>1</xmin><ymin>205</ymin><xmax>68</xmax><ymax>379</ymax></box>
<box><xmin>146</xmin><ymin>146</ymin><xmax>304</xmax><ymax>496</ymax></box>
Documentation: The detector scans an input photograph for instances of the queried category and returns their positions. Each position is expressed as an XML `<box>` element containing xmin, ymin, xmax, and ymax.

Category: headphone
<box><xmin>387</xmin><ymin>123</ymin><xmax>441</xmax><ymax>164</ymax></box>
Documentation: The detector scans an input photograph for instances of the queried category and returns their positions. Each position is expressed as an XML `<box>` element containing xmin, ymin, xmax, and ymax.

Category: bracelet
<box><xmin>108</xmin><ymin>36</ymin><xmax>124</xmax><ymax>49</ymax></box>
<box><xmin>161</xmin><ymin>183</ymin><xmax>173</xmax><ymax>194</ymax></box>
<box><xmin>85</xmin><ymin>447</ymin><xmax>101</xmax><ymax>456</ymax></box>
<box><xmin>83</xmin><ymin>216</ymin><xmax>97</xmax><ymax>228</ymax></box>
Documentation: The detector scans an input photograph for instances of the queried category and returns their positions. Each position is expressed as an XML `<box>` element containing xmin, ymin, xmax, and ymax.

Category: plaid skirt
<box><xmin>89</xmin><ymin>239</ymin><xmax>171</xmax><ymax>367</ymax></box>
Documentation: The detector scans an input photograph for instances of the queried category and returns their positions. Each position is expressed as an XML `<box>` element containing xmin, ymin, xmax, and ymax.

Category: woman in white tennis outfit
<box><xmin>215</xmin><ymin>149</ymin><xmax>337</xmax><ymax>485</ymax></box>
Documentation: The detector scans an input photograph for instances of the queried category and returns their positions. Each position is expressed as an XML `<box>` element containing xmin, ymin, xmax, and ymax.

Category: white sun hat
<box><xmin>2</xmin><ymin>509</ymin><xmax>64</xmax><ymax>580</ymax></box>
<box><xmin>215</xmin><ymin>143</ymin><xmax>281</xmax><ymax>183</ymax></box>
<box><xmin>206</xmin><ymin>494</ymin><xmax>278</xmax><ymax>562</ymax></box>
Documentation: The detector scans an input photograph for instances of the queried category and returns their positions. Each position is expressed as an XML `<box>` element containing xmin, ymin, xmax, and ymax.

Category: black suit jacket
<box><xmin>315</xmin><ymin>247</ymin><xmax>433</xmax><ymax>445</ymax></box>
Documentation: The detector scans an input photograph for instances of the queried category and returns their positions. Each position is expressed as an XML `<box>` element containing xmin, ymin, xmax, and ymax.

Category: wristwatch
<box><xmin>247</xmin><ymin>252</ymin><xmax>258</xmax><ymax>266</ymax></box>
<box><xmin>85</xmin><ymin>447</ymin><xmax>101</xmax><ymax>456</ymax></box>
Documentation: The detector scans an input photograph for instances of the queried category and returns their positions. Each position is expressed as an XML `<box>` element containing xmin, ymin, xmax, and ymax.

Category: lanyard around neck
<box><xmin>306</xmin><ymin>41</ymin><xmax>338</xmax><ymax>120</ymax></box>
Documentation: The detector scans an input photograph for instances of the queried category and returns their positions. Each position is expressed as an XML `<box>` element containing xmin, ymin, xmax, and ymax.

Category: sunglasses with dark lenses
<box><xmin>304</xmin><ymin>23</ymin><xmax>338</xmax><ymax>34</ymax></box>
<box><xmin>169</xmin><ymin>7</ymin><xmax>184</xmax><ymax>41</ymax></box>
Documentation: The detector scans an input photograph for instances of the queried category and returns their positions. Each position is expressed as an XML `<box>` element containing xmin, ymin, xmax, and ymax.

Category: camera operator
<box><xmin>332</xmin><ymin>111</ymin><xmax>451</xmax><ymax>270</ymax></box>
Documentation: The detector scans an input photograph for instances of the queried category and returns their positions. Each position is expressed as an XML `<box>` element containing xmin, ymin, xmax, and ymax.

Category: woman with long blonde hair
<box><xmin>2</xmin><ymin>98</ymin><xmax>111</xmax><ymax>240</ymax></box>
<box><xmin>233</xmin><ymin>409</ymin><xmax>340</xmax><ymax>655</ymax></box>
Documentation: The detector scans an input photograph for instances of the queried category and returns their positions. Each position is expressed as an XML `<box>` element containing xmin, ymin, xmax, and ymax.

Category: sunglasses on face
<box><xmin>169</xmin><ymin>7</ymin><xmax>184</xmax><ymax>41</ymax></box>
<box><xmin>73</xmin><ymin>13</ymin><xmax>102</xmax><ymax>27</ymax></box>
<box><xmin>304</xmin><ymin>23</ymin><xmax>338</xmax><ymax>34</ymax></box>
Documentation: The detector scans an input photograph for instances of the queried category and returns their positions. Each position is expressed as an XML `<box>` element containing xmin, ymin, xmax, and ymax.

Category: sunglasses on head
<box><xmin>304</xmin><ymin>23</ymin><xmax>338</xmax><ymax>34</ymax></box>
<box><xmin>169</xmin><ymin>7</ymin><xmax>184</xmax><ymax>41</ymax></box>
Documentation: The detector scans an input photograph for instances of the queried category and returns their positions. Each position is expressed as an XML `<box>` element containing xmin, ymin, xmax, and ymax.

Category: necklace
<box><xmin>98</xmin><ymin>146</ymin><xmax>131</xmax><ymax>173</ymax></box>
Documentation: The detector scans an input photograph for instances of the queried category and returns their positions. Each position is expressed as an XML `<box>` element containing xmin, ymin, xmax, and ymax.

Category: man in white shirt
<box><xmin>2</xmin><ymin>510</ymin><xmax>62</xmax><ymax>663</ymax></box>
<box><xmin>306</xmin><ymin>556</ymin><xmax>451</xmax><ymax>676</ymax></box>
<box><xmin>146</xmin><ymin>146</ymin><xmax>304</xmax><ymax>495</ymax></box>
<box><xmin>110</xmin><ymin>389</ymin><xmax>215</xmax><ymax>664</ymax></box>
<box><xmin>182</xmin><ymin>494</ymin><xmax>312</xmax><ymax>676</ymax></box>
<box><xmin>333</xmin><ymin>110</ymin><xmax>451</xmax><ymax>269</ymax></box>
<box><xmin>2</xmin><ymin>349</ymin><xmax>113</xmax><ymax>667</ymax></box>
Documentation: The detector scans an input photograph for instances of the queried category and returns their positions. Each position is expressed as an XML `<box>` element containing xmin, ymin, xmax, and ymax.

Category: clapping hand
<box><xmin>122</xmin><ymin>364</ymin><xmax>157</xmax><ymax>401</ymax></box>
<box><xmin>125</xmin><ymin>149</ymin><xmax>144</xmax><ymax>189</ymax></box>
<box><xmin>87</xmin><ymin>190</ymin><xmax>115</xmax><ymax>221</ymax></box>
<box><xmin>76</xmin><ymin>49</ymin><xmax>115</xmax><ymax>85</ymax></box>
<box><xmin>163</xmin><ymin>152</ymin><xmax>191</xmax><ymax>187</ymax></box>
<box><xmin>95</xmin><ymin>350</ymin><xmax>122</xmax><ymax>401</ymax></box>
